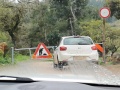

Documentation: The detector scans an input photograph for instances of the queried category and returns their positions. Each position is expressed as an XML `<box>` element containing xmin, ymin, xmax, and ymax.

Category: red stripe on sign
<box><xmin>34</xmin><ymin>43</ymin><xmax>41</xmax><ymax>55</ymax></box>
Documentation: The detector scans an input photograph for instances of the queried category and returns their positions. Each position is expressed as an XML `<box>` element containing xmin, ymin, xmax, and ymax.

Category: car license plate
<box><xmin>73</xmin><ymin>56</ymin><xmax>88</xmax><ymax>60</ymax></box>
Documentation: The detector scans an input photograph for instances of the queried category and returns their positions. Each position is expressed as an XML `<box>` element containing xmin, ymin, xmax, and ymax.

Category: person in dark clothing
<box><xmin>39</xmin><ymin>48</ymin><xmax>43</xmax><ymax>55</ymax></box>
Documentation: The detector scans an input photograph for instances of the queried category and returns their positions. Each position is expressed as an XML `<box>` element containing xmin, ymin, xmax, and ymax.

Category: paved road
<box><xmin>0</xmin><ymin>59</ymin><xmax>120</xmax><ymax>85</ymax></box>
<box><xmin>0</xmin><ymin>60</ymin><xmax>73</xmax><ymax>77</ymax></box>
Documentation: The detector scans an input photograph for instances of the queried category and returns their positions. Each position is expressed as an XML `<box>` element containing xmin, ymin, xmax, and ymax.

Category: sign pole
<box><xmin>99</xmin><ymin>7</ymin><xmax>111</xmax><ymax>63</ymax></box>
<box><xmin>102</xmin><ymin>18</ymin><xmax>106</xmax><ymax>63</ymax></box>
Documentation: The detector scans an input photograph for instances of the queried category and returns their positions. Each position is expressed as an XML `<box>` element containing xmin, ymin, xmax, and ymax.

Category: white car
<box><xmin>53</xmin><ymin>36</ymin><xmax>99</xmax><ymax>68</ymax></box>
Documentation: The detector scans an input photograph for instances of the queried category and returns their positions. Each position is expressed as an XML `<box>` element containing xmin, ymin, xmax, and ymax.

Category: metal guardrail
<box><xmin>11</xmin><ymin>46</ymin><xmax>56</xmax><ymax>64</ymax></box>
<box><xmin>14</xmin><ymin>46</ymin><xmax>56</xmax><ymax>51</ymax></box>
<box><xmin>15</xmin><ymin>47</ymin><xmax>37</xmax><ymax>51</ymax></box>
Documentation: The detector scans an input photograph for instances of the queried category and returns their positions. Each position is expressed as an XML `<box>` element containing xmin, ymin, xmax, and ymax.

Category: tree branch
<box><xmin>12</xmin><ymin>14</ymin><xmax>20</xmax><ymax>32</ymax></box>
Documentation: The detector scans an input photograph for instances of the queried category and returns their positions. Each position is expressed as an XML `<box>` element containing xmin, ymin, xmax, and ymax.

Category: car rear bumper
<box><xmin>58</xmin><ymin>53</ymin><xmax>99</xmax><ymax>62</ymax></box>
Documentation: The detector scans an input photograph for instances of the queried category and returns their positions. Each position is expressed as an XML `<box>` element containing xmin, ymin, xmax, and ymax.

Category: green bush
<box><xmin>0</xmin><ymin>56</ymin><xmax>11</xmax><ymax>64</ymax></box>
<box><xmin>0</xmin><ymin>52</ymin><xmax>30</xmax><ymax>64</ymax></box>
<box><xmin>14</xmin><ymin>53</ymin><xmax>30</xmax><ymax>62</ymax></box>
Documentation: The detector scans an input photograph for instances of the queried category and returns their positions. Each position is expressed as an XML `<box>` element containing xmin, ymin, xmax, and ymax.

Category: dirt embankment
<box><xmin>104</xmin><ymin>64</ymin><xmax>120</xmax><ymax>76</ymax></box>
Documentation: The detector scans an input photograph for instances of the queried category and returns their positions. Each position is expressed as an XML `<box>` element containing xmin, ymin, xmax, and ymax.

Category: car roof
<box><xmin>62</xmin><ymin>36</ymin><xmax>91</xmax><ymax>39</ymax></box>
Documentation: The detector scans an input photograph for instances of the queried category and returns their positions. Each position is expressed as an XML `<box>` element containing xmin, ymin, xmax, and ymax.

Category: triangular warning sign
<box><xmin>32</xmin><ymin>43</ymin><xmax>52</xmax><ymax>59</ymax></box>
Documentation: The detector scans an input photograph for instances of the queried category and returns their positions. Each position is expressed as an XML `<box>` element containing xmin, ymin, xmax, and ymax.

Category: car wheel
<box><xmin>63</xmin><ymin>61</ymin><xmax>68</xmax><ymax>66</ymax></box>
<box><xmin>58</xmin><ymin>62</ymin><xmax>63</xmax><ymax>70</ymax></box>
<box><xmin>53</xmin><ymin>62</ymin><xmax>58</xmax><ymax>68</ymax></box>
<box><xmin>57</xmin><ymin>56</ymin><xmax>63</xmax><ymax>70</ymax></box>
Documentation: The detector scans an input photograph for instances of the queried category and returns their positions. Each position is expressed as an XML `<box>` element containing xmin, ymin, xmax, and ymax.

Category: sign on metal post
<box><xmin>99</xmin><ymin>7</ymin><xmax>111</xmax><ymax>63</ymax></box>
<box><xmin>99</xmin><ymin>7</ymin><xmax>111</xmax><ymax>18</ymax></box>
<box><xmin>32</xmin><ymin>43</ymin><xmax>52</xmax><ymax>59</ymax></box>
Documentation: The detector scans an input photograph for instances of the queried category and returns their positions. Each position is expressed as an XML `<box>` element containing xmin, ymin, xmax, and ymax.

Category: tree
<box><xmin>108</xmin><ymin>0</ymin><xmax>120</xmax><ymax>19</ymax></box>
<box><xmin>0</xmin><ymin>0</ymin><xmax>26</xmax><ymax>47</ymax></box>
<box><xmin>80</xmin><ymin>20</ymin><xmax>120</xmax><ymax>55</ymax></box>
<box><xmin>47</xmin><ymin>31</ymin><xmax>61</xmax><ymax>46</ymax></box>
<box><xmin>80</xmin><ymin>20</ymin><xmax>103</xmax><ymax>43</ymax></box>
<box><xmin>28</xmin><ymin>2</ymin><xmax>51</xmax><ymax>47</ymax></box>
<box><xmin>82</xmin><ymin>6</ymin><xmax>100</xmax><ymax>20</ymax></box>
<box><xmin>50</xmin><ymin>0</ymin><xmax>88</xmax><ymax>35</ymax></box>
<box><xmin>18</xmin><ymin>0</ymin><xmax>90</xmax><ymax>47</ymax></box>
<box><xmin>106</xmin><ymin>20</ymin><xmax>120</xmax><ymax>56</ymax></box>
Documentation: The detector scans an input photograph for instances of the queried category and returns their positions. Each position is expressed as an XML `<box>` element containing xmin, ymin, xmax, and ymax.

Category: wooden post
<box><xmin>102</xmin><ymin>19</ymin><xmax>106</xmax><ymax>63</ymax></box>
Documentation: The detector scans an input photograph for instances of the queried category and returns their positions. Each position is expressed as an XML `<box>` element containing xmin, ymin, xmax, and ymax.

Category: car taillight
<box><xmin>91</xmin><ymin>46</ymin><xmax>97</xmax><ymax>50</ymax></box>
<box><xmin>60</xmin><ymin>46</ymin><xmax>67</xmax><ymax>51</ymax></box>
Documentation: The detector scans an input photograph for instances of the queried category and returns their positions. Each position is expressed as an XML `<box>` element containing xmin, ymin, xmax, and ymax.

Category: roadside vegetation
<box><xmin>0</xmin><ymin>0</ymin><xmax>120</xmax><ymax>64</ymax></box>
<box><xmin>0</xmin><ymin>53</ymin><xmax>30</xmax><ymax>65</ymax></box>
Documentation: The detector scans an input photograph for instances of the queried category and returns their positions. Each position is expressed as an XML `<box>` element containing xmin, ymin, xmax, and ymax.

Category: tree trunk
<box><xmin>8</xmin><ymin>31</ymin><xmax>16</xmax><ymax>47</ymax></box>
<box><xmin>69</xmin><ymin>18</ymin><xmax>74</xmax><ymax>35</ymax></box>
<box><xmin>70</xmin><ymin>3</ymin><xmax>77</xmax><ymax>35</ymax></box>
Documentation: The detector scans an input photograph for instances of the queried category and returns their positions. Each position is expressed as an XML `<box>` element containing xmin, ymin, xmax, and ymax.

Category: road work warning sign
<box><xmin>32</xmin><ymin>43</ymin><xmax>52</xmax><ymax>59</ymax></box>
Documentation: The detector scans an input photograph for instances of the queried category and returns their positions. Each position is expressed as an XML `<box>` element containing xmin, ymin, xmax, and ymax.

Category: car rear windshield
<box><xmin>63</xmin><ymin>37</ymin><xmax>93</xmax><ymax>45</ymax></box>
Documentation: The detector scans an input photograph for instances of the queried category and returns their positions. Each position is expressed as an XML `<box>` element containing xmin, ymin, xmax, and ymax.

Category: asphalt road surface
<box><xmin>0</xmin><ymin>59</ymin><xmax>120</xmax><ymax>85</ymax></box>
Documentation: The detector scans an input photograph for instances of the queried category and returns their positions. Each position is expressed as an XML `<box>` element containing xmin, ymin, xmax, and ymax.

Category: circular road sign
<box><xmin>99</xmin><ymin>7</ymin><xmax>111</xmax><ymax>18</ymax></box>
